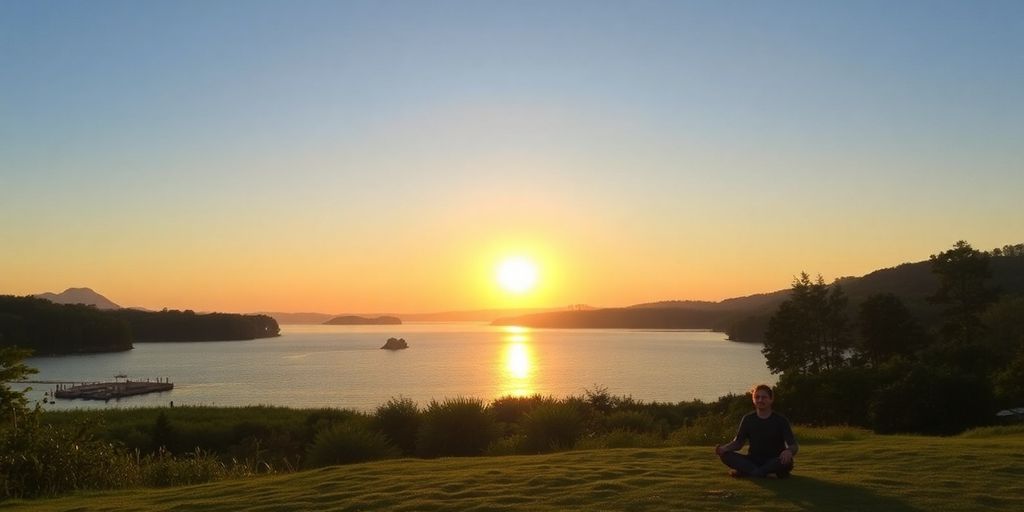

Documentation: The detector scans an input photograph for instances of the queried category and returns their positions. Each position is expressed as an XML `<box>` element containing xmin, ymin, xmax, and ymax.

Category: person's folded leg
<box><xmin>719</xmin><ymin>451</ymin><xmax>760</xmax><ymax>476</ymax></box>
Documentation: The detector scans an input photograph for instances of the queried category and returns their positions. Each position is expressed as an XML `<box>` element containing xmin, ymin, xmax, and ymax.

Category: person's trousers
<box><xmin>719</xmin><ymin>451</ymin><xmax>793</xmax><ymax>477</ymax></box>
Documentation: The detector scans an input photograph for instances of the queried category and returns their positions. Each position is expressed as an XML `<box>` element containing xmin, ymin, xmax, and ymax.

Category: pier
<box><xmin>47</xmin><ymin>378</ymin><xmax>174</xmax><ymax>401</ymax></box>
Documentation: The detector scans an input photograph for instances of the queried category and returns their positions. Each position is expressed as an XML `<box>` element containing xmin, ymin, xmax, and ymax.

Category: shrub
<box><xmin>793</xmin><ymin>426</ymin><xmax>872</xmax><ymax>444</ymax></box>
<box><xmin>485</xmin><ymin>435</ymin><xmax>526</xmax><ymax>456</ymax></box>
<box><xmin>670</xmin><ymin>414</ymin><xmax>735</xmax><ymax>446</ymax></box>
<box><xmin>490</xmin><ymin>394</ymin><xmax>552</xmax><ymax>425</ymax></box>
<box><xmin>521</xmin><ymin>402</ymin><xmax>584</xmax><ymax>453</ymax></box>
<box><xmin>416</xmin><ymin>397</ymin><xmax>497</xmax><ymax>458</ymax></box>
<box><xmin>304</xmin><ymin>423</ymin><xmax>399</xmax><ymax>468</ymax></box>
<box><xmin>871</xmin><ymin>362</ymin><xmax>993</xmax><ymax>435</ymax></box>
<box><xmin>958</xmin><ymin>424</ymin><xmax>1024</xmax><ymax>438</ymax></box>
<box><xmin>993</xmin><ymin>347</ymin><xmax>1024</xmax><ymax>409</ymax></box>
<box><xmin>605</xmin><ymin>410</ymin><xmax>659</xmax><ymax>435</ymax></box>
<box><xmin>150</xmin><ymin>411</ymin><xmax>177</xmax><ymax>453</ymax></box>
<box><xmin>373</xmin><ymin>396</ymin><xmax>421</xmax><ymax>456</ymax></box>
<box><xmin>0</xmin><ymin>423</ymin><xmax>137</xmax><ymax>498</ymax></box>
<box><xmin>304</xmin><ymin>408</ymin><xmax>364</xmax><ymax>439</ymax></box>
<box><xmin>576</xmin><ymin>429</ymin><xmax>666</xmax><ymax>450</ymax></box>
<box><xmin>774</xmin><ymin>367</ymin><xmax>881</xmax><ymax>427</ymax></box>
<box><xmin>141</xmin><ymin>447</ymin><xmax>233</xmax><ymax>487</ymax></box>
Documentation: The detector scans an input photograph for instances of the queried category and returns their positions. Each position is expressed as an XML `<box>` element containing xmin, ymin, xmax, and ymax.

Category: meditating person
<box><xmin>714</xmin><ymin>384</ymin><xmax>799</xmax><ymax>478</ymax></box>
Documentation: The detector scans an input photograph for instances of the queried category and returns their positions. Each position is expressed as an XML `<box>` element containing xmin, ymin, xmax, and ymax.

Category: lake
<box><xmin>17</xmin><ymin>324</ymin><xmax>775</xmax><ymax>412</ymax></box>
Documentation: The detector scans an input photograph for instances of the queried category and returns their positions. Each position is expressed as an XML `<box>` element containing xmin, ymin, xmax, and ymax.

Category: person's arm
<box><xmin>715</xmin><ymin>416</ymin><xmax>748</xmax><ymax>455</ymax></box>
<box><xmin>716</xmin><ymin>437</ymin><xmax>743</xmax><ymax>455</ymax></box>
<box><xmin>779</xmin><ymin>417</ymin><xmax>798</xmax><ymax>464</ymax></box>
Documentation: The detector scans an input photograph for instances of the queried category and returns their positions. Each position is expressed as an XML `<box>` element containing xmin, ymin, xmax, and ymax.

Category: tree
<box><xmin>1</xmin><ymin>346</ymin><xmax>37</xmax><ymax>430</ymax></box>
<box><xmin>870</xmin><ymin>361</ymin><xmax>992</xmax><ymax>435</ymax></box>
<box><xmin>929</xmin><ymin>241</ymin><xmax>997</xmax><ymax>345</ymax></box>
<box><xmin>763</xmin><ymin>273</ymin><xmax>852</xmax><ymax>375</ymax></box>
<box><xmin>856</xmin><ymin>293</ymin><xmax>927</xmax><ymax>366</ymax></box>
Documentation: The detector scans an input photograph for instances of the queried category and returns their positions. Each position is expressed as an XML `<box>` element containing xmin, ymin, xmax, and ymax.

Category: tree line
<box><xmin>763</xmin><ymin>241</ymin><xmax>1024</xmax><ymax>434</ymax></box>
<box><xmin>108</xmin><ymin>308</ymin><xmax>279</xmax><ymax>342</ymax></box>
<box><xmin>0</xmin><ymin>296</ymin><xmax>280</xmax><ymax>354</ymax></box>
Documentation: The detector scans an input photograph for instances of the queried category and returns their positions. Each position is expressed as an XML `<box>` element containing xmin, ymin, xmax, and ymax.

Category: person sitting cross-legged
<box><xmin>714</xmin><ymin>384</ymin><xmax>799</xmax><ymax>478</ymax></box>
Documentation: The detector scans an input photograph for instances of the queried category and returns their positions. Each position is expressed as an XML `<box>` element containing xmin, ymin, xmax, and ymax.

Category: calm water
<box><xmin>17</xmin><ymin>324</ymin><xmax>775</xmax><ymax>412</ymax></box>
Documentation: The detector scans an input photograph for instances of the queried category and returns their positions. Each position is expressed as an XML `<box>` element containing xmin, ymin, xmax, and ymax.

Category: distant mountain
<box><xmin>33</xmin><ymin>287</ymin><xmax>121</xmax><ymax>310</ymax></box>
<box><xmin>493</xmin><ymin>255</ymin><xmax>1024</xmax><ymax>342</ymax></box>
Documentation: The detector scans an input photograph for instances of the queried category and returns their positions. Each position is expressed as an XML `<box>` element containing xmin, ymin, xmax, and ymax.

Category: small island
<box><xmin>381</xmin><ymin>337</ymin><xmax>408</xmax><ymax>350</ymax></box>
<box><xmin>324</xmin><ymin>315</ymin><xmax>402</xmax><ymax>325</ymax></box>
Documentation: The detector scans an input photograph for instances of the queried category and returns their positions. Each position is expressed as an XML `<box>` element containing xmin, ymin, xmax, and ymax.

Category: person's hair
<box><xmin>750</xmin><ymin>384</ymin><xmax>773</xmax><ymax>398</ymax></box>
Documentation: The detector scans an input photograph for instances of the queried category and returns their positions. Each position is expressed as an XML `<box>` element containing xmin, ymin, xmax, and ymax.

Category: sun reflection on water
<box><xmin>500</xmin><ymin>327</ymin><xmax>535</xmax><ymax>397</ymax></box>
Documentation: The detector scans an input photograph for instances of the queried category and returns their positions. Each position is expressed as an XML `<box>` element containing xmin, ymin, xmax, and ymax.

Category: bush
<box><xmin>793</xmin><ymin>426</ymin><xmax>872</xmax><ymax>444</ymax></box>
<box><xmin>416</xmin><ymin>397</ymin><xmax>497</xmax><ymax>458</ymax></box>
<box><xmin>0</xmin><ymin>423</ymin><xmax>136</xmax><ymax>499</ymax></box>
<box><xmin>670</xmin><ymin>414</ymin><xmax>735</xmax><ymax>446</ymax></box>
<box><xmin>871</xmin><ymin>362</ymin><xmax>993</xmax><ymax>435</ymax></box>
<box><xmin>576</xmin><ymin>429</ymin><xmax>666</xmax><ymax>450</ymax></box>
<box><xmin>521</xmin><ymin>402</ymin><xmax>584</xmax><ymax>453</ymax></box>
<box><xmin>485</xmin><ymin>435</ymin><xmax>526</xmax><ymax>456</ymax></box>
<box><xmin>373</xmin><ymin>396</ymin><xmax>421</xmax><ymax>456</ymax></box>
<box><xmin>605</xmin><ymin>410</ymin><xmax>659</xmax><ymax>435</ymax></box>
<box><xmin>774</xmin><ymin>367</ymin><xmax>881</xmax><ymax>427</ymax></box>
<box><xmin>490</xmin><ymin>394</ymin><xmax>551</xmax><ymax>425</ymax></box>
<box><xmin>141</xmin><ymin>447</ymin><xmax>235</xmax><ymax>487</ymax></box>
<box><xmin>993</xmin><ymin>348</ymin><xmax>1024</xmax><ymax>409</ymax></box>
<box><xmin>304</xmin><ymin>423</ymin><xmax>399</xmax><ymax>468</ymax></box>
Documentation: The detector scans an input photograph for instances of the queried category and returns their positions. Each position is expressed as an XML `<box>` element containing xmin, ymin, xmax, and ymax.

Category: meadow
<box><xmin>6</xmin><ymin>425</ymin><xmax>1023</xmax><ymax>511</ymax></box>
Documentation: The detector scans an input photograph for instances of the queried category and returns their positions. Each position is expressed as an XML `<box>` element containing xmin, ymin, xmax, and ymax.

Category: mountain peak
<box><xmin>33</xmin><ymin>287</ymin><xmax>121</xmax><ymax>310</ymax></box>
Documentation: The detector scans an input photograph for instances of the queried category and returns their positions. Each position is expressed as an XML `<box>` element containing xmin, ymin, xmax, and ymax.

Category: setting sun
<box><xmin>496</xmin><ymin>257</ymin><xmax>539</xmax><ymax>294</ymax></box>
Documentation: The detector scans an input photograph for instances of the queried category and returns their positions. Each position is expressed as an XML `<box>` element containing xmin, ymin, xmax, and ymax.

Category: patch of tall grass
<box><xmin>373</xmin><ymin>396</ymin><xmax>420</xmax><ymax>456</ymax></box>
<box><xmin>793</xmin><ymin>425</ymin><xmax>873</xmax><ymax>444</ymax></box>
<box><xmin>521</xmin><ymin>402</ymin><xmax>584</xmax><ymax>453</ymax></box>
<box><xmin>416</xmin><ymin>397</ymin><xmax>498</xmax><ymax>458</ymax></box>
<box><xmin>304</xmin><ymin>424</ymin><xmax>399</xmax><ymax>468</ymax></box>
<box><xmin>957</xmin><ymin>424</ymin><xmax>1024</xmax><ymax>438</ymax></box>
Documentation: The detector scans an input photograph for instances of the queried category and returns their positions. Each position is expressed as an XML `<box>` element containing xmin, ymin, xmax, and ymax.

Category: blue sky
<box><xmin>2</xmin><ymin>0</ymin><xmax>1022</xmax><ymax>313</ymax></box>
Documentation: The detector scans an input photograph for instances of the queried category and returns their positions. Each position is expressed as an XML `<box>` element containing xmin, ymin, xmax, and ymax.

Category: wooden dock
<box><xmin>52</xmin><ymin>379</ymin><xmax>173</xmax><ymax>401</ymax></box>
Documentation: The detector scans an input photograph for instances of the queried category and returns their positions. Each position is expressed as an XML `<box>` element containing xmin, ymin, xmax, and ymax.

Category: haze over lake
<box><xmin>20</xmin><ymin>324</ymin><xmax>774</xmax><ymax>412</ymax></box>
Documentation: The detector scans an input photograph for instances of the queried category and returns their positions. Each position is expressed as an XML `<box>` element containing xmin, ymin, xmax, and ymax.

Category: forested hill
<box><xmin>0</xmin><ymin>296</ymin><xmax>132</xmax><ymax>354</ymax></box>
<box><xmin>493</xmin><ymin>255</ymin><xmax>1024</xmax><ymax>341</ymax></box>
<box><xmin>108</xmin><ymin>309</ymin><xmax>280</xmax><ymax>343</ymax></box>
<box><xmin>0</xmin><ymin>296</ymin><xmax>280</xmax><ymax>354</ymax></box>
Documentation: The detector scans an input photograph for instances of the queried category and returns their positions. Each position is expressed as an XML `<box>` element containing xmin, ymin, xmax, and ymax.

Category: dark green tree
<box><xmin>929</xmin><ymin>241</ymin><xmax>997</xmax><ymax>345</ymax></box>
<box><xmin>993</xmin><ymin>348</ymin><xmax>1024</xmax><ymax>409</ymax></box>
<box><xmin>870</xmin><ymin>361</ymin><xmax>992</xmax><ymax>435</ymax></box>
<box><xmin>1</xmin><ymin>346</ymin><xmax>37</xmax><ymax>430</ymax></box>
<box><xmin>980</xmin><ymin>296</ymin><xmax>1024</xmax><ymax>362</ymax></box>
<box><xmin>150</xmin><ymin>411</ymin><xmax>177</xmax><ymax>453</ymax></box>
<box><xmin>763</xmin><ymin>273</ymin><xmax>852</xmax><ymax>375</ymax></box>
<box><xmin>856</xmin><ymin>293</ymin><xmax>927</xmax><ymax>366</ymax></box>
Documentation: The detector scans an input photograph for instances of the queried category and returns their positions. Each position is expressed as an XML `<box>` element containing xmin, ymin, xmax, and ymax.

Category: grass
<box><xmin>5</xmin><ymin>427</ymin><xmax>1023</xmax><ymax>511</ymax></box>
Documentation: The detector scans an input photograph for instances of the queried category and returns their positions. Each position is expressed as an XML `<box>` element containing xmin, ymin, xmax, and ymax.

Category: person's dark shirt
<box><xmin>734</xmin><ymin>411</ymin><xmax>797</xmax><ymax>459</ymax></box>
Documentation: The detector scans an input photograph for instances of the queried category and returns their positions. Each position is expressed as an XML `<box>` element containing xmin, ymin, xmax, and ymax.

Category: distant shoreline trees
<box><xmin>0</xmin><ymin>296</ymin><xmax>280</xmax><ymax>355</ymax></box>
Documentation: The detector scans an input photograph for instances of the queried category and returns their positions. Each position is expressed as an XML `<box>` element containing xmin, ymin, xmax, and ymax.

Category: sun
<box><xmin>496</xmin><ymin>257</ymin><xmax>539</xmax><ymax>294</ymax></box>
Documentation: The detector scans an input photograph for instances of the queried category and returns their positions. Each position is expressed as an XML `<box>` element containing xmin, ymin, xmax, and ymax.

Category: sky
<box><xmin>2</xmin><ymin>0</ymin><xmax>1022</xmax><ymax>314</ymax></box>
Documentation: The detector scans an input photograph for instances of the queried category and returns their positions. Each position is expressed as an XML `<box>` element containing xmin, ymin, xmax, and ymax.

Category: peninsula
<box><xmin>324</xmin><ymin>315</ymin><xmax>402</xmax><ymax>325</ymax></box>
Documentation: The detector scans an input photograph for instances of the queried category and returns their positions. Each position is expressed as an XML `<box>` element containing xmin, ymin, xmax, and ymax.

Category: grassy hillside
<box><xmin>8</xmin><ymin>427</ymin><xmax>1023</xmax><ymax>511</ymax></box>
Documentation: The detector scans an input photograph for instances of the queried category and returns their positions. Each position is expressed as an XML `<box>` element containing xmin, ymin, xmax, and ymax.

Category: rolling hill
<box><xmin>494</xmin><ymin>255</ymin><xmax>1024</xmax><ymax>342</ymax></box>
